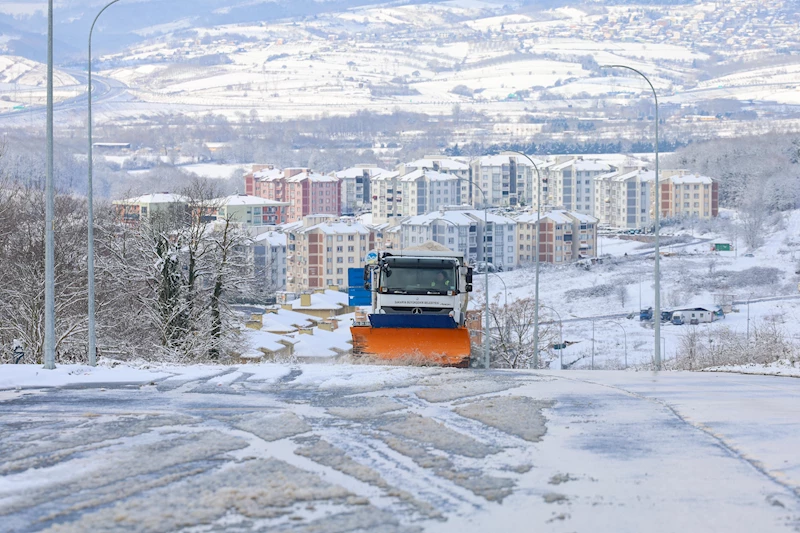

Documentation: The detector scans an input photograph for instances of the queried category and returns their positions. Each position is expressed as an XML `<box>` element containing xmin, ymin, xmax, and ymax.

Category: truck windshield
<box><xmin>380</xmin><ymin>257</ymin><xmax>458</xmax><ymax>295</ymax></box>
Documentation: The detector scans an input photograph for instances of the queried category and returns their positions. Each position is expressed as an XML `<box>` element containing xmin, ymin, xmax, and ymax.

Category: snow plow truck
<box><xmin>350</xmin><ymin>244</ymin><xmax>473</xmax><ymax>367</ymax></box>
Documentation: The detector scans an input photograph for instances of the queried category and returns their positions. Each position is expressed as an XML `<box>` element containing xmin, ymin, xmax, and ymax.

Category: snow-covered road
<box><xmin>1</xmin><ymin>365</ymin><xmax>798</xmax><ymax>532</ymax></box>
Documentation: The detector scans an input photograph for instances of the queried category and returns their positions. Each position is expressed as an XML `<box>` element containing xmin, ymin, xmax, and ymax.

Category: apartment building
<box><xmin>398</xmin><ymin>156</ymin><xmax>470</xmax><ymax>205</ymax></box>
<box><xmin>214</xmin><ymin>194</ymin><xmax>290</xmax><ymax>226</ymax></box>
<box><xmin>593</xmin><ymin>168</ymin><xmax>654</xmax><ymax>229</ymax></box>
<box><xmin>334</xmin><ymin>165</ymin><xmax>389</xmax><ymax>215</ymax></box>
<box><xmin>286</xmin><ymin>215</ymin><xmax>376</xmax><ymax>293</ymax></box>
<box><xmin>548</xmin><ymin>157</ymin><xmax>614</xmax><ymax>215</ymax></box>
<box><xmin>245</xmin><ymin>166</ymin><xmax>342</xmax><ymax>222</ymax></box>
<box><xmin>515</xmin><ymin>210</ymin><xmax>598</xmax><ymax>264</ymax></box>
<box><xmin>659</xmin><ymin>172</ymin><xmax>719</xmax><ymax>219</ymax></box>
<box><xmin>252</xmin><ymin>230</ymin><xmax>287</xmax><ymax>292</ymax></box>
<box><xmin>370</xmin><ymin>170</ymin><xmax>402</xmax><ymax>224</ymax></box>
<box><xmin>371</xmin><ymin>169</ymin><xmax>461</xmax><ymax>223</ymax></box>
<box><xmin>398</xmin><ymin>207</ymin><xmax>517</xmax><ymax>270</ymax></box>
<box><xmin>112</xmin><ymin>193</ymin><xmax>188</xmax><ymax>224</ymax></box>
<box><xmin>469</xmin><ymin>153</ymin><xmax>546</xmax><ymax>208</ymax></box>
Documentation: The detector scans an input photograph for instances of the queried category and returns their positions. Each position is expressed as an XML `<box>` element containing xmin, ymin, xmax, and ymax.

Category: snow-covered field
<box><xmin>1</xmin><ymin>364</ymin><xmax>799</xmax><ymax>532</ymax></box>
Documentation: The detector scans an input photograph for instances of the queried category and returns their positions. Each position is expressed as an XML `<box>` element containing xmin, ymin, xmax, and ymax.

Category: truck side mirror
<box><xmin>466</xmin><ymin>267</ymin><xmax>473</xmax><ymax>284</ymax></box>
<box><xmin>364</xmin><ymin>281</ymin><xmax>371</xmax><ymax>290</ymax></box>
<box><xmin>363</xmin><ymin>265</ymin><xmax>370</xmax><ymax>281</ymax></box>
<box><xmin>465</xmin><ymin>283</ymin><xmax>473</xmax><ymax>293</ymax></box>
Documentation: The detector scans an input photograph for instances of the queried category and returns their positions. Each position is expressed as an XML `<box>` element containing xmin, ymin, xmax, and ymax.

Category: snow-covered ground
<box><xmin>1</xmin><ymin>364</ymin><xmax>799</xmax><ymax>531</ymax></box>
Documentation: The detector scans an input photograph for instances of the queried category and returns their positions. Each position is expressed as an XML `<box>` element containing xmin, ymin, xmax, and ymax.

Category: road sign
<box><xmin>364</xmin><ymin>250</ymin><xmax>378</xmax><ymax>265</ymax></box>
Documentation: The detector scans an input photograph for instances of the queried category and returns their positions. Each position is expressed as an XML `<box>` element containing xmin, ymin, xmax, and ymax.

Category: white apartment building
<box><xmin>469</xmin><ymin>153</ymin><xmax>546</xmax><ymax>208</ymax></box>
<box><xmin>370</xmin><ymin>170</ymin><xmax>401</xmax><ymax>224</ymax></box>
<box><xmin>549</xmin><ymin>158</ymin><xmax>614</xmax><ymax>215</ymax></box>
<box><xmin>334</xmin><ymin>165</ymin><xmax>389</xmax><ymax>215</ymax></box>
<box><xmin>371</xmin><ymin>169</ymin><xmax>461</xmax><ymax>223</ymax></box>
<box><xmin>286</xmin><ymin>215</ymin><xmax>375</xmax><ymax>293</ymax></box>
<box><xmin>252</xmin><ymin>230</ymin><xmax>288</xmax><ymax>292</ymax></box>
<box><xmin>398</xmin><ymin>157</ymin><xmax>470</xmax><ymax>204</ymax></box>
<box><xmin>398</xmin><ymin>207</ymin><xmax>517</xmax><ymax>270</ymax></box>
<box><xmin>593</xmin><ymin>168</ymin><xmax>654</xmax><ymax>229</ymax></box>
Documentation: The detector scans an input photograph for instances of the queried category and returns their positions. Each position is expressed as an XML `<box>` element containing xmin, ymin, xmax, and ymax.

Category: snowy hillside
<box><xmin>480</xmin><ymin>209</ymin><xmax>800</xmax><ymax>370</ymax></box>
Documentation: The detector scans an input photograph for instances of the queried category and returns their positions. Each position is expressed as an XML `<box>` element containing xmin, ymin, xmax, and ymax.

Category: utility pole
<box><xmin>591</xmin><ymin>319</ymin><xmax>595</xmax><ymax>370</ymax></box>
<box><xmin>44</xmin><ymin>0</ymin><xmax>56</xmax><ymax>370</ymax></box>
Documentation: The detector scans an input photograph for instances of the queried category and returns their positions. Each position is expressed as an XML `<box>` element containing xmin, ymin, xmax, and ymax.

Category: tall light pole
<box><xmin>437</xmin><ymin>176</ymin><xmax>491</xmax><ymax>368</ymax></box>
<box><xmin>612</xmin><ymin>321</ymin><xmax>628</xmax><ymax>369</ymax></box>
<box><xmin>488</xmin><ymin>271</ymin><xmax>508</xmax><ymax>348</ymax></box>
<box><xmin>503</xmin><ymin>150</ymin><xmax>542</xmax><ymax>368</ymax></box>
<box><xmin>87</xmin><ymin>0</ymin><xmax>123</xmax><ymax>366</ymax></box>
<box><xmin>44</xmin><ymin>0</ymin><xmax>55</xmax><ymax>370</ymax></box>
<box><xmin>602</xmin><ymin>64</ymin><xmax>661</xmax><ymax>370</ymax></box>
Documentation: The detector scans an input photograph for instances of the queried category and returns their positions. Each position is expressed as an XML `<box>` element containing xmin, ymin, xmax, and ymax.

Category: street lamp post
<box><xmin>503</xmin><ymin>150</ymin><xmax>542</xmax><ymax>368</ymax></box>
<box><xmin>591</xmin><ymin>319</ymin><xmax>595</xmax><ymax>370</ymax></box>
<box><xmin>602</xmin><ymin>64</ymin><xmax>661</xmax><ymax>371</ymax></box>
<box><xmin>44</xmin><ymin>0</ymin><xmax>55</xmax><ymax>370</ymax></box>
<box><xmin>487</xmin><ymin>271</ymin><xmax>508</xmax><ymax>348</ymax></box>
<box><xmin>87</xmin><ymin>0</ymin><xmax>123</xmax><ymax>367</ymax></box>
<box><xmin>447</xmin><ymin>177</ymin><xmax>491</xmax><ymax>369</ymax></box>
<box><xmin>612</xmin><ymin>321</ymin><xmax>628</xmax><ymax>369</ymax></box>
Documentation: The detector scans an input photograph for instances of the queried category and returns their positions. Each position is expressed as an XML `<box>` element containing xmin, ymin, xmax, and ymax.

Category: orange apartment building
<box><xmin>515</xmin><ymin>209</ymin><xmax>598</xmax><ymax>264</ymax></box>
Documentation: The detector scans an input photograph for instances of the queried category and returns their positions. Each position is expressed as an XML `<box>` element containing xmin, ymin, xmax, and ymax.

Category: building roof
<box><xmin>220</xmin><ymin>194</ymin><xmax>290</xmax><ymax>207</ymax></box>
<box><xmin>670</xmin><ymin>174</ymin><xmax>714</xmax><ymax>184</ymax></box>
<box><xmin>300</xmin><ymin>220</ymin><xmax>373</xmax><ymax>235</ymax></box>
<box><xmin>287</xmin><ymin>290</ymin><xmax>349</xmax><ymax>310</ymax></box>
<box><xmin>406</xmin><ymin>158</ymin><xmax>469</xmax><ymax>171</ymax></box>
<box><xmin>253</xmin><ymin>168</ymin><xmax>284</xmax><ymax>181</ymax></box>
<box><xmin>254</xmin><ymin>231</ymin><xmax>287</xmax><ymax>247</ymax></box>
<box><xmin>515</xmin><ymin>209</ymin><xmax>598</xmax><ymax>225</ymax></box>
<box><xmin>334</xmin><ymin>166</ymin><xmax>390</xmax><ymax>179</ymax></box>
<box><xmin>402</xmin><ymin>208</ymin><xmax>516</xmax><ymax>227</ymax></box>
<box><xmin>398</xmin><ymin>169</ymin><xmax>460</xmax><ymax>183</ymax></box>
<box><xmin>286</xmin><ymin>171</ymin><xmax>339</xmax><ymax>183</ymax></box>
<box><xmin>113</xmin><ymin>193</ymin><xmax>188</xmax><ymax>205</ymax></box>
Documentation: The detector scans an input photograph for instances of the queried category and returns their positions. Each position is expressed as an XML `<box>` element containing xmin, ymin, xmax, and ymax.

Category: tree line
<box><xmin>0</xmin><ymin>168</ymin><xmax>259</xmax><ymax>364</ymax></box>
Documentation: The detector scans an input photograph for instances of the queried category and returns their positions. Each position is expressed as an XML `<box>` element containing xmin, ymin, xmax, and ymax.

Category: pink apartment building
<box><xmin>245</xmin><ymin>166</ymin><xmax>341</xmax><ymax>223</ymax></box>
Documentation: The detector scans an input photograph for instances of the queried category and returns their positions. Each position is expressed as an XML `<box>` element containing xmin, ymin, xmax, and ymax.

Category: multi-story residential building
<box><xmin>245</xmin><ymin>166</ymin><xmax>341</xmax><ymax>223</ymax></box>
<box><xmin>469</xmin><ymin>153</ymin><xmax>546</xmax><ymax>208</ymax></box>
<box><xmin>334</xmin><ymin>165</ymin><xmax>389</xmax><ymax>215</ymax></box>
<box><xmin>213</xmin><ymin>194</ymin><xmax>290</xmax><ymax>226</ymax></box>
<box><xmin>659</xmin><ymin>172</ymin><xmax>719</xmax><ymax>220</ymax></box>
<box><xmin>244</xmin><ymin>164</ymin><xmax>282</xmax><ymax>197</ymax></box>
<box><xmin>286</xmin><ymin>215</ymin><xmax>376</xmax><ymax>293</ymax></box>
<box><xmin>370</xmin><ymin>170</ymin><xmax>402</xmax><ymax>224</ymax></box>
<box><xmin>593</xmin><ymin>168</ymin><xmax>654</xmax><ymax>229</ymax></box>
<box><xmin>398</xmin><ymin>207</ymin><xmax>517</xmax><ymax>270</ymax></box>
<box><xmin>285</xmin><ymin>170</ymin><xmax>341</xmax><ymax>222</ymax></box>
<box><xmin>252</xmin><ymin>230</ymin><xmax>287</xmax><ymax>292</ymax></box>
<box><xmin>398</xmin><ymin>156</ymin><xmax>470</xmax><ymax>205</ymax></box>
<box><xmin>515</xmin><ymin>210</ymin><xmax>598</xmax><ymax>264</ymax></box>
<box><xmin>548</xmin><ymin>157</ymin><xmax>614</xmax><ymax>215</ymax></box>
<box><xmin>112</xmin><ymin>193</ymin><xmax>188</xmax><ymax>224</ymax></box>
<box><xmin>371</xmin><ymin>169</ymin><xmax>461</xmax><ymax>223</ymax></box>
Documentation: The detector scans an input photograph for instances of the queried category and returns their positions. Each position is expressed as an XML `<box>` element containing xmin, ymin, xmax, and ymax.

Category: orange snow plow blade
<box><xmin>350</xmin><ymin>326</ymin><xmax>471</xmax><ymax>367</ymax></box>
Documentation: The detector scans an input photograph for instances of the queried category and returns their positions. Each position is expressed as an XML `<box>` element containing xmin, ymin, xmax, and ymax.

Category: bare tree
<box><xmin>488</xmin><ymin>296</ymin><xmax>557</xmax><ymax>369</ymax></box>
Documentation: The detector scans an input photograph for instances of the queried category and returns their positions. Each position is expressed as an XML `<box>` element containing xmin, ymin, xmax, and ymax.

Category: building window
<box><xmin>337</xmin><ymin>257</ymin><xmax>343</xmax><ymax>263</ymax></box>
<box><xmin>348</xmin><ymin>257</ymin><xmax>354</xmax><ymax>263</ymax></box>
<box><xmin>337</xmin><ymin>268</ymin><xmax>343</xmax><ymax>274</ymax></box>
<box><xmin>337</xmin><ymin>235</ymin><xmax>343</xmax><ymax>241</ymax></box>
